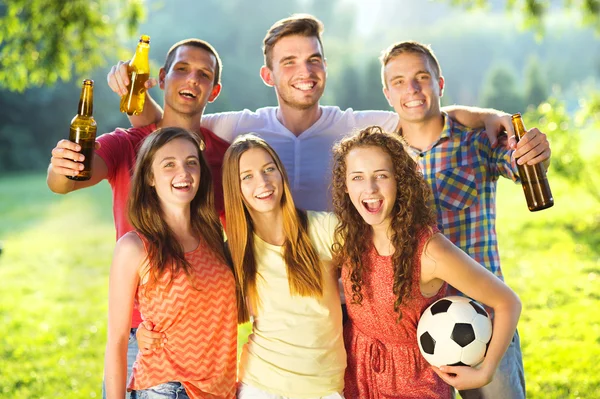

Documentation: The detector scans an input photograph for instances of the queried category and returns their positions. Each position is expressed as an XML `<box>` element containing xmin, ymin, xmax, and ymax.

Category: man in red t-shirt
<box><xmin>47</xmin><ymin>38</ymin><xmax>229</xmax><ymax>399</ymax></box>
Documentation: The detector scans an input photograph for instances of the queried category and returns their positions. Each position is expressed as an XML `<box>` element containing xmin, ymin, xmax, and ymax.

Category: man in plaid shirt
<box><xmin>380</xmin><ymin>41</ymin><xmax>552</xmax><ymax>399</ymax></box>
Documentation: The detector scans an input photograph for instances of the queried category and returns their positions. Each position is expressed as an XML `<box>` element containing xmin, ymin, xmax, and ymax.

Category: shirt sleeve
<box><xmin>474</xmin><ymin>130</ymin><xmax>520</xmax><ymax>183</ymax></box>
<box><xmin>201</xmin><ymin>111</ymin><xmax>248</xmax><ymax>143</ymax></box>
<box><xmin>96</xmin><ymin>129</ymin><xmax>126</xmax><ymax>182</ymax></box>
<box><xmin>351</xmin><ymin>110</ymin><xmax>399</xmax><ymax>132</ymax></box>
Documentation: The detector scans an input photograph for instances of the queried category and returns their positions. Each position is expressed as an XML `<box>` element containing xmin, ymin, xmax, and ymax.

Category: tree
<box><xmin>479</xmin><ymin>64</ymin><xmax>525</xmax><ymax>114</ymax></box>
<box><xmin>0</xmin><ymin>0</ymin><xmax>144</xmax><ymax>92</ymax></box>
<box><xmin>442</xmin><ymin>0</ymin><xmax>600</xmax><ymax>32</ymax></box>
<box><xmin>523</xmin><ymin>55</ymin><xmax>548</xmax><ymax>108</ymax></box>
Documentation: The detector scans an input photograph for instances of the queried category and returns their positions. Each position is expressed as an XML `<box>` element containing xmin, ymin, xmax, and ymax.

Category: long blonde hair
<box><xmin>222</xmin><ymin>134</ymin><xmax>323</xmax><ymax>323</ymax></box>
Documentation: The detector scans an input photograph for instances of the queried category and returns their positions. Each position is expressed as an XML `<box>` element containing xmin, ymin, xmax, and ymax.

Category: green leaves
<box><xmin>0</xmin><ymin>0</ymin><xmax>145</xmax><ymax>92</ymax></box>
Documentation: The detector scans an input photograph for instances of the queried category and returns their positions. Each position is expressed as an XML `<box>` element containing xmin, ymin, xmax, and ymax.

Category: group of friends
<box><xmin>47</xmin><ymin>13</ymin><xmax>551</xmax><ymax>399</ymax></box>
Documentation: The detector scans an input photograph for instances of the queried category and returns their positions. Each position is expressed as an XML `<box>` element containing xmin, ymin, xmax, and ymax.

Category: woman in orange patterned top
<box><xmin>104</xmin><ymin>127</ymin><xmax>237</xmax><ymax>399</ymax></box>
<box><xmin>330</xmin><ymin>126</ymin><xmax>522</xmax><ymax>398</ymax></box>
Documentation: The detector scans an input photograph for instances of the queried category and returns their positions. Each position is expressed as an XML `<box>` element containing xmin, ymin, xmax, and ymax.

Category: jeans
<box><xmin>103</xmin><ymin>328</ymin><xmax>140</xmax><ymax>399</ymax></box>
<box><xmin>237</xmin><ymin>382</ymin><xmax>344</xmax><ymax>399</ymax></box>
<box><xmin>459</xmin><ymin>330</ymin><xmax>526</xmax><ymax>399</ymax></box>
<box><xmin>131</xmin><ymin>381</ymin><xmax>189</xmax><ymax>399</ymax></box>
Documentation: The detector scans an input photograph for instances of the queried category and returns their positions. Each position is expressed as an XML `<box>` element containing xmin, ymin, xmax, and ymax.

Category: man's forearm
<box><xmin>443</xmin><ymin>105</ymin><xmax>500</xmax><ymax>129</ymax></box>
<box><xmin>46</xmin><ymin>165</ymin><xmax>76</xmax><ymax>194</ymax></box>
<box><xmin>129</xmin><ymin>92</ymin><xmax>163</xmax><ymax>128</ymax></box>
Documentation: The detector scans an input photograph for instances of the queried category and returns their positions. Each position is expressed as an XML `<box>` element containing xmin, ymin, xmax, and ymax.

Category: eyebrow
<box><xmin>159</xmin><ymin>155</ymin><xmax>199</xmax><ymax>163</ymax></box>
<box><xmin>279</xmin><ymin>52</ymin><xmax>323</xmax><ymax>64</ymax></box>
<box><xmin>348</xmin><ymin>168</ymin><xmax>390</xmax><ymax>174</ymax></box>
<box><xmin>240</xmin><ymin>162</ymin><xmax>276</xmax><ymax>175</ymax></box>
<box><xmin>389</xmin><ymin>69</ymin><xmax>431</xmax><ymax>80</ymax></box>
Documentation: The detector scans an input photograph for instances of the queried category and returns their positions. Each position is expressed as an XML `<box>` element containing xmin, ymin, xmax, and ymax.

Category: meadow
<box><xmin>0</xmin><ymin>171</ymin><xmax>598</xmax><ymax>398</ymax></box>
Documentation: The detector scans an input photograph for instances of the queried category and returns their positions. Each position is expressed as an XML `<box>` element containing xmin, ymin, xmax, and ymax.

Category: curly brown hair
<box><xmin>331</xmin><ymin>126</ymin><xmax>436</xmax><ymax>320</ymax></box>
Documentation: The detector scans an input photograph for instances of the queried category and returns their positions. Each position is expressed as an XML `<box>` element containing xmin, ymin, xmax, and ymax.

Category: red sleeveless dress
<box><xmin>342</xmin><ymin>228</ymin><xmax>451</xmax><ymax>399</ymax></box>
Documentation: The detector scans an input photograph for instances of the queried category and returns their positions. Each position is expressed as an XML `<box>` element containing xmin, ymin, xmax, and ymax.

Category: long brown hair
<box><xmin>331</xmin><ymin>126</ymin><xmax>436</xmax><ymax>320</ymax></box>
<box><xmin>128</xmin><ymin>127</ymin><xmax>227</xmax><ymax>290</ymax></box>
<box><xmin>222</xmin><ymin>134</ymin><xmax>323</xmax><ymax>323</ymax></box>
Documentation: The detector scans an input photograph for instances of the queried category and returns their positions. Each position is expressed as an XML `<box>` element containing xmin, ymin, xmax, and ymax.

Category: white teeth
<box><xmin>180</xmin><ymin>90</ymin><xmax>196</xmax><ymax>98</ymax></box>
<box><xmin>173</xmin><ymin>182</ymin><xmax>190</xmax><ymax>188</ymax></box>
<box><xmin>405</xmin><ymin>100</ymin><xmax>424</xmax><ymax>107</ymax></box>
<box><xmin>256</xmin><ymin>191</ymin><xmax>273</xmax><ymax>199</ymax></box>
<box><xmin>293</xmin><ymin>82</ymin><xmax>315</xmax><ymax>91</ymax></box>
<box><xmin>362</xmin><ymin>198</ymin><xmax>381</xmax><ymax>203</ymax></box>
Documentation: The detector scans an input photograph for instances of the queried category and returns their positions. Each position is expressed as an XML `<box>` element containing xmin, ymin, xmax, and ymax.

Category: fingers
<box><xmin>431</xmin><ymin>365</ymin><xmax>457</xmax><ymax>386</ymax></box>
<box><xmin>514</xmin><ymin>128</ymin><xmax>551</xmax><ymax>165</ymax></box>
<box><xmin>145</xmin><ymin>78</ymin><xmax>158</xmax><ymax>90</ymax></box>
<box><xmin>107</xmin><ymin>60</ymin><xmax>131</xmax><ymax>96</ymax></box>
<box><xmin>136</xmin><ymin>320</ymin><xmax>166</xmax><ymax>353</ymax></box>
<box><xmin>50</xmin><ymin>139</ymin><xmax>85</xmax><ymax>177</ymax></box>
<box><xmin>484</xmin><ymin>113</ymin><xmax>514</xmax><ymax>149</ymax></box>
<box><xmin>94</xmin><ymin>140</ymin><xmax>101</xmax><ymax>150</ymax></box>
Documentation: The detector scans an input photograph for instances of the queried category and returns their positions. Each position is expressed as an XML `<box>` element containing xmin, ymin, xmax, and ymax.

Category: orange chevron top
<box><xmin>127</xmin><ymin>234</ymin><xmax>237</xmax><ymax>399</ymax></box>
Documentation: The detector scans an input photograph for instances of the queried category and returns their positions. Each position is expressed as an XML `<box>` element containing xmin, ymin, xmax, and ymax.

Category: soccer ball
<box><xmin>417</xmin><ymin>296</ymin><xmax>492</xmax><ymax>368</ymax></box>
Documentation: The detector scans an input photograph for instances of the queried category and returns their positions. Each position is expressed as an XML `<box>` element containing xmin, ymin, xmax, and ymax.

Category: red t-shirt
<box><xmin>96</xmin><ymin>123</ymin><xmax>229</xmax><ymax>327</ymax></box>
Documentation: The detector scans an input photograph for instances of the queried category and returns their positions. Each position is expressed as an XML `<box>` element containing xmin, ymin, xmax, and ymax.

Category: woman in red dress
<box><xmin>330</xmin><ymin>126</ymin><xmax>522</xmax><ymax>398</ymax></box>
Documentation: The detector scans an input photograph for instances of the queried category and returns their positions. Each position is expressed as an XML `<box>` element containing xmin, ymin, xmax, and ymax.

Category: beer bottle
<box><xmin>511</xmin><ymin>113</ymin><xmax>554</xmax><ymax>211</ymax></box>
<box><xmin>120</xmin><ymin>34</ymin><xmax>151</xmax><ymax>115</ymax></box>
<box><xmin>68</xmin><ymin>79</ymin><xmax>97</xmax><ymax>181</ymax></box>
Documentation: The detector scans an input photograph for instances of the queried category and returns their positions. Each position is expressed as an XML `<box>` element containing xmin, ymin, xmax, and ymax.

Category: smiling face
<box><xmin>238</xmin><ymin>147</ymin><xmax>284</xmax><ymax>218</ymax></box>
<box><xmin>150</xmin><ymin>137</ymin><xmax>201</xmax><ymax>207</ymax></box>
<box><xmin>260</xmin><ymin>35</ymin><xmax>326</xmax><ymax>111</ymax></box>
<box><xmin>160</xmin><ymin>45</ymin><xmax>222</xmax><ymax>118</ymax></box>
<box><xmin>383</xmin><ymin>51</ymin><xmax>444</xmax><ymax>124</ymax></box>
<box><xmin>345</xmin><ymin>146</ymin><xmax>398</xmax><ymax>234</ymax></box>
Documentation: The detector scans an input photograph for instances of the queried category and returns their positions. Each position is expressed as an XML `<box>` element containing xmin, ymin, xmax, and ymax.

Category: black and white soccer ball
<box><xmin>417</xmin><ymin>296</ymin><xmax>492</xmax><ymax>368</ymax></box>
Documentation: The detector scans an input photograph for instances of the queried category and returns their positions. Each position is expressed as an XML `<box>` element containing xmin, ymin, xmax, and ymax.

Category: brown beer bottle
<box><xmin>511</xmin><ymin>113</ymin><xmax>554</xmax><ymax>211</ymax></box>
<box><xmin>120</xmin><ymin>34</ymin><xmax>150</xmax><ymax>115</ymax></box>
<box><xmin>67</xmin><ymin>79</ymin><xmax>97</xmax><ymax>181</ymax></box>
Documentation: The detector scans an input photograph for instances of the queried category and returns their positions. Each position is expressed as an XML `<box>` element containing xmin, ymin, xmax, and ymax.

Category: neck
<box><xmin>276</xmin><ymin>102</ymin><xmax>322</xmax><ymax>137</ymax></box>
<box><xmin>399</xmin><ymin>113</ymin><xmax>445</xmax><ymax>151</ymax></box>
<box><xmin>159</xmin><ymin>108</ymin><xmax>203</xmax><ymax>135</ymax></box>
<box><xmin>371</xmin><ymin>222</ymin><xmax>394</xmax><ymax>256</ymax></box>
<box><xmin>250</xmin><ymin>208</ymin><xmax>285</xmax><ymax>246</ymax></box>
<box><xmin>162</xmin><ymin>204</ymin><xmax>193</xmax><ymax>236</ymax></box>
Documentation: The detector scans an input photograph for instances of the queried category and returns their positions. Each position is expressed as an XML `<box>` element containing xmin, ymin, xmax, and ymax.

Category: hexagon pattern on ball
<box><xmin>416</xmin><ymin>296</ymin><xmax>492</xmax><ymax>368</ymax></box>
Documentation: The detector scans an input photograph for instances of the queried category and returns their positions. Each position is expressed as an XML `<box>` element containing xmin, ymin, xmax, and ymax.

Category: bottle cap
<box><xmin>139</xmin><ymin>34</ymin><xmax>151</xmax><ymax>43</ymax></box>
<box><xmin>82</xmin><ymin>79</ymin><xmax>94</xmax><ymax>86</ymax></box>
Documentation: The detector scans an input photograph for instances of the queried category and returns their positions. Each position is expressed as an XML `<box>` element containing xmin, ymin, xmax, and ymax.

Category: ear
<box><xmin>208</xmin><ymin>83</ymin><xmax>222</xmax><ymax>103</ymax></box>
<box><xmin>260</xmin><ymin>65</ymin><xmax>275</xmax><ymax>87</ymax></box>
<box><xmin>158</xmin><ymin>68</ymin><xmax>167</xmax><ymax>90</ymax></box>
<box><xmin>382</xmin><ymin>86</ymin><xmax>393</xmax><ymax>108</ymax></box>
<box><xmin>438</xmin><ymin>75</ymin><xmax>445</xmax><ymax>97</ymax></box>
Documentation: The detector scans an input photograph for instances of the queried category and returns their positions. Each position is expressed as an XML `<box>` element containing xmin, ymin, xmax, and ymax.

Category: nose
<box><xmin>407</xmin><ymin>78</ymin><xmax>420</xmax><ymax>93</ymax></box>
<box><xmin>186</xmin><ymin>71</ymin><xmax>199</xmax><ymax>86</ymax></box>
<box><xmin>366</xmin><ymin>177</ymin><xmax>379</xmax><ymax>194</ymax></box>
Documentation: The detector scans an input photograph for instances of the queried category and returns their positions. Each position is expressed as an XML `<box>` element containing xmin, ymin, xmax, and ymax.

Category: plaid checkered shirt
<box><xmin>403</xmin><ymin>114</ymin><xmax>520</xmax><ymax>294</ymax></box>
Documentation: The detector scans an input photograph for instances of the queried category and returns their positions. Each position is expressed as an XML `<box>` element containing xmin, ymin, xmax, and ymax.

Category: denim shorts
<box><xmin>131</xmin><ymin>381</ymin><xmax>190</xmax><ymax>399</ymax></box>
<box><xmin>458</xmin><ymin>330</ymin><xmax>525</xmax><ymax>399</ymax></box>
<box><xmin>237</xmin><ymin>382</ymin><xmax>344</xmax><ymax>399</ymax></box>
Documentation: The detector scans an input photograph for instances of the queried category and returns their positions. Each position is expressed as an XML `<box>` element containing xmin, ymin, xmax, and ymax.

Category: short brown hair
<box><xmin>380</xmin><ymin>41</ymin><xmax>442</xmax><ymax>87</ymax></box>
<box><xmin>164</xmin><ymin>39</ymin><xmax>223</xmax><ymax>86</ymax></box>
<box><xmin>263</xmin><ymin>14</ymin><xmax>325</xmax><ymax>69</ymax></box>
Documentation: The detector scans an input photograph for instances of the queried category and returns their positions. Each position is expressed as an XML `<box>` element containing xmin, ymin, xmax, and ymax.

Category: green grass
<box><xmin>1</xmin><ymin>172</ymin><xmax>598</xmax><ymax>398</ymax></box>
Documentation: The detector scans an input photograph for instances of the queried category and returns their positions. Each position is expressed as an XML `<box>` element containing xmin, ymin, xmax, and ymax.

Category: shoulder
<box><xmin>307</xmin><ymin>211</ymin><xmax>338</xmax><ymax>228</ymax></box>
<box><xmin>200</xmin><ymin>126</ymin><xmax>229</xmax><ymax>146</ymax></box>
<box><xmin>115</xmin><ymin>231</ymin><xmax>146</xmax><ymax>261</ymax></box>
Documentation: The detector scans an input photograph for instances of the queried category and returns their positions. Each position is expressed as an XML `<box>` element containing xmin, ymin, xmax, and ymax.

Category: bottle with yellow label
<box><xmin>120</xmin><ymin>35</ymin><xmax>150</xmax><ymax>115</ymax></box>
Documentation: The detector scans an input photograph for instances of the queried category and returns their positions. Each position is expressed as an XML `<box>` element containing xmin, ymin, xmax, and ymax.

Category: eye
<box><xmin>265</xmin><ymin>166</ymin><xmax>276</xmax><ymax>173</ymax></box>
<box><xmin>376</xmin><ymin>173</ymin><xmax>388</xmax><ymax>179</ymax></box>
<box><xmin>163</xmin><ymin>162</ymin><xmax>175</xmax><ymax>168</ymax></box>
<box><xmin>393</xmin><ymin>79</ymin><xmax>404</xmax><ymax>86</ymax></box>
<box><xmin>187</xmin><ymin>159</ymin><xmax>198</xmax><ymax>166</ymax></box>
<box><xmin>351</xmin><ymin>175</ymin><xmax>363</xmax><ymax>181</ymax></box>
<box><xmin>241</xmin><ymin>174</ymin><xmax>252</xmax><ymax>181</ymax></box>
